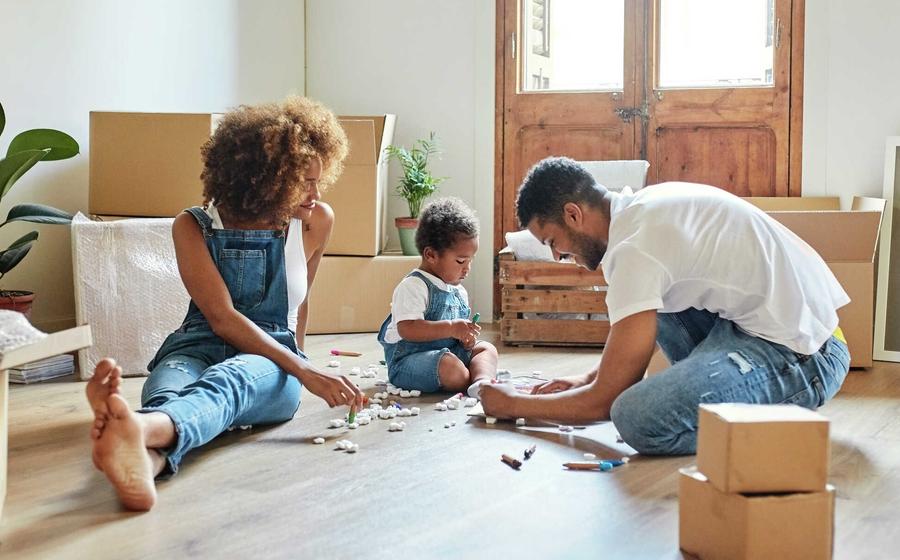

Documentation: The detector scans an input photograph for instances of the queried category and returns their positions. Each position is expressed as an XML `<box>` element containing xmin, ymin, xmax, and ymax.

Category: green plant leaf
<box><xmin>0</xmin><ymin>102</ymin><xmax>5</xmax><ymax>137</ymax></box>
<box><xmin>0</xmin><ymin>149</ymin><xmax>50</xmax><ymax>200</ymax></box>
<box><xmin>0</xmin><ymin>230</ymin><xmax>38</xmax><ymax>275</ymax></box>
<box><xmin>1</xmin><ymin>203</ymin><xmax>73</xmax><ymax>227</ymax></box>
<box><xmin>7</xmin><ymin>129</ymin><xmax>79</xmax><ymax>161</ymax></box>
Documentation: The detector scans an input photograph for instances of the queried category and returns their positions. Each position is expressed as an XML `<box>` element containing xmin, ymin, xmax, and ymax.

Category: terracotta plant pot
<box><xmin>395</xmin><ymin>217</ymin><xmax>419</xmax><ymax>256</ymax></box>
<box><xmin>0</xmin><ymin>290</ymin><xmax>35</xmax><ymax>320</ymax></box>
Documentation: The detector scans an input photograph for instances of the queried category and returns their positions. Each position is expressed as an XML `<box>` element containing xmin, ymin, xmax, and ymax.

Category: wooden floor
<box><xmin>2</xmin><ymin>326</ymin><xmax>900</xmax><ymax>559</ymax></box>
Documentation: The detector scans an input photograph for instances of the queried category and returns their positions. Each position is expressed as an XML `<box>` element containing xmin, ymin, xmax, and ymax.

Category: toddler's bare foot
<box><xmin>94</xmin><ymin>394</ymin><xmax>157</xmax><ymax>511</ymax></box>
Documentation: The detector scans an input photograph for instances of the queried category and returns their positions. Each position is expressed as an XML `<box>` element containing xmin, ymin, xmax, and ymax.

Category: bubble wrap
<box><xmin>71</xmin><ymin>213</ymin><xmax>189</xmax><ymax>379</ymax></box>
<box><xmin>0</xmin><ymin>310</ymin><xmax>47</xmax><ymax>355</ymax></box>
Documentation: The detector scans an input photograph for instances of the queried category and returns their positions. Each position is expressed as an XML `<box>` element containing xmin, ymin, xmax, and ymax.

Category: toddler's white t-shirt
<box><xmin>382</xmin><ymin>269</ymin><xmax>470</xmax><ymax>344</ymax></box>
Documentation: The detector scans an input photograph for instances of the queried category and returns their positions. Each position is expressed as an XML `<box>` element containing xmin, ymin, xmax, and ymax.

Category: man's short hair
<box><xmin>515</xmin><ymin>156</ymin><xmax>607</xmax><ymax>228</ymax></box>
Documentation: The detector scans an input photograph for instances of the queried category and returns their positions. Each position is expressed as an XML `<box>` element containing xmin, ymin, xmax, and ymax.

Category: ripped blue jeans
<box><xmin>141</xmin><ymin>351</ymin><xmax>301</xmax><ymax>475</ymax></box>
<box><xmin>609</xmin><ymin>308</ymin><xmax>850</xmax><ymax>456</ymax></box>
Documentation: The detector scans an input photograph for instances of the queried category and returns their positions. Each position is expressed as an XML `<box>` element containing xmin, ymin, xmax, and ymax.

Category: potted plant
<box><xmin>0</xmin><ymin>101</ymin><xmax>79</xmax><ymax>319</ymax></box>
<box><xmin>385</xmin><ymin>132</ymin><xmax>446</xmax><ymax>255</ymax></box>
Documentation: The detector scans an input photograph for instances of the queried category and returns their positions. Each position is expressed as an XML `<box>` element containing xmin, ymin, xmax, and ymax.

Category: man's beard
<box><xmin>569</xmin><ymin>227</ymin><xmax>606</xmax><ymax>271</ymax></box>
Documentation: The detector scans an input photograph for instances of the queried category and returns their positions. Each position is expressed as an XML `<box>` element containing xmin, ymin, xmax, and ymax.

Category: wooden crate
<box><xmin>498</xmin><ymin>253</ymin><xmax>610</xmax><ymax>346</ymax></box>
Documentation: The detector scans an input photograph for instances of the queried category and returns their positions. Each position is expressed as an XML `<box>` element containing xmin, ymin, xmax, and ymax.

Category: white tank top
<box><xmin>205</xmin><ymin>204</ymin><xmax>308</xmax><ymax>332</ymax></box>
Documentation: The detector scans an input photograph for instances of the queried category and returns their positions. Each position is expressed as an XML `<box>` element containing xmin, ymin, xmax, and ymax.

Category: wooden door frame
<box><xmin>493</xmin><ymin>0</ymin><xmax>805</xmax><ymax>317</ymax></box>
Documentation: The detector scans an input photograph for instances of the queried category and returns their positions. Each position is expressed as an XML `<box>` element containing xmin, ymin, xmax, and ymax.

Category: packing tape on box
<box><xmin>72</xmin><ymin>213</ymin><xmax>189</xmax><ymax>379</ymax></box>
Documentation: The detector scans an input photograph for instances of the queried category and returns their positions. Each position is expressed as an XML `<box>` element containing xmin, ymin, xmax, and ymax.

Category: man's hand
<box><xmin>530</xmin><ymin>376</ymin><xmax>587</xmax><ymax>395</ymax></box>
<box><xmin>299</xmin><ymin>370</ymin><xmax>363</xmax><ymax>408</ymax></box>
<box><xmin>480</xmin><ymin>383</ymin><xmax>523</xmax><ymax>419</ymax></box>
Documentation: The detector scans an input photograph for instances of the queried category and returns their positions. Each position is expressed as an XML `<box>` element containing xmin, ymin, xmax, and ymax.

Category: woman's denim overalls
<box><xmin>377</xmin><ymin>271</ymin><xmax>471</xmax><ymax>392</ymax></box>
<box><xmin>140</xmin><ymin>207</ymin><xmax>303</xmax><ymax>474</ymax></box>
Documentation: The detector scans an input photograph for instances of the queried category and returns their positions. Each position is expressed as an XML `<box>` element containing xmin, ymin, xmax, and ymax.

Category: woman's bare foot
<box><xmin>86</xmin><ymin>358</ymin><xmax>122</xmax><ymax>440</ymax></box>
<box><xmin>94</xmin><ymin>393</ymin><xmax>157</xmax><ymax>511</ymax></box>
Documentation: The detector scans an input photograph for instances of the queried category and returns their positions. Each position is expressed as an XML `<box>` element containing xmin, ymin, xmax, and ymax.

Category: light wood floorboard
<box><xmin>1</xmin><ymin>326</ymin><xmax>899</xmax><ymax>559</ymax></box>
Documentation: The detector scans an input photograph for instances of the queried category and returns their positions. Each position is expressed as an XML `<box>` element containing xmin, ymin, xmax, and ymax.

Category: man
<box><xmin>480</xmin><ymin>157</ymin><xmax>850</xmax><ymax>455</ymax></box>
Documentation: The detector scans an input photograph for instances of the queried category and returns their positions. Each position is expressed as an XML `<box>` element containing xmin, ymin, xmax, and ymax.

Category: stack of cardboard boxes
<box><xmin>680</xmin><ymin>403</ymin><xmax>836</xmax><ymax>559</ymax></box>
<box><xmin>308</xmin><ymin>114</ymin><xmax>420</xmax><ymax>334</ymax></box>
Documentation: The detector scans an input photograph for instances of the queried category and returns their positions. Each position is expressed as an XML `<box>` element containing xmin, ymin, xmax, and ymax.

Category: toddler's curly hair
<box><xmin>415</xmin><ymin>197</ymin><xmax>479</xmax><ymax>253</ymax></box>
<box><xmin>201</xmin><ymin>95</ymin><xmax>348</xmax><ymax>224</ymax></box>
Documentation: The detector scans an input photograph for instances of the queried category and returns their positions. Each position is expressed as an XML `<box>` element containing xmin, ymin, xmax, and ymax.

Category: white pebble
<box><xmin>410</xmin><ymin>407</ymin><xmax>420</xmax><ymax>416</ymax></box>
<box><xmin>346</xmin><ymin>444</ymin><xmax>359</xmax><ymax>453</ymax></box>
<box><xmin>409</xmin><ymin>390</ymin><xmax>421</xmax><ymax>397</ymax></box>
<box><xmin>388</xmin><ymin>387</ymin><xmax>401</xmax><ymax>396</ymax></box>
<box><xmin>387</xmin><ymin>408</ymin><xmax>397</xmax><ymax>418</ymax></box>
<box><xmin>313</xmin><ymin>437</ymin><xmax>325</xmax><ymax>444</ymax></box>
<box><xmin>485</xmin><ymin>416</ymin><xmax>497</xmax><ymax>425</ymax></box>
<box><xmin>464</xmin><ymin>397</ymin><xmax>477</xmax><ymax>407</ymax></box>
<box><xmin>370</xmin><ymin>398</ymin><xmax>383</xmax><ymax>405</ymax></box>
<box><xmin>389</xmin><ymin>422</ymin><xmax>404</xmax><ymax>432</ymax></box>
<box><xmin>378</xmin><ymin>410</ymin><xmax>391</xmax><ymax>419</ymax></box>
<box><xmin>350</xmin><ymin>366</ymin><xmax>361</xmax><ymax>375</ymax></box>
<box><xmin>558</xmin><ymin>425</ymin><xmax>573</xmax><ymax>433</ymax></box>
<box><xmin>336</xmin><ymin>440</ymin><xmax>348</xmax><ymax>450</ymax></box>
<box><xmin>434</xmin><ymin>403</ymin><xmax>448</xmax><ymax>411</ymax></box>
<box><xmin>515</xmin><ymin>418</ymin><xmax>526</xmax><ymax>426</ymax></box>
<box><xmin>584</xmin><ymin>453</ymin><xmax>597</xmax><ymax>460</ymax></box>
<box><xmin>451</xmin><ymin>421</ymin><xmax>456</xmax><ymax>427</ymax></box>
<box><xmin>400</xmin><ymin>390</ymin><xmax>411</xmax><ymax>398</ymax></box>
<box><xmin>357</xmin><ymin>416</ymin><xmax>371</xmax><ymax>426</ymax></box>
<box><xmin>370</xmin><ymin>403</ymin><xmax>383</xmax><ymax>411</ymax></box>
<box><xmin>444</xmin><ymin>423</ymin><xmax>451</xmax><ymax>429</ymax></box>
<box><xmin>327</xmin><ymin>360</ymin><xmax>341</xmax><ymax>368</ymax></box>
<box><xmin>398</xmin><ymin>408</ymin><xmax>412</xmax><ymax>417</ymax></box>
<box><xmin>348</xmin><ymin>422</ymin><xmax>359</xmax><ymax>429</ymax></box>
<box><xmin>329</xmin><ymin>419</ymin><xmax>346</xmax><ymax>428</ymax></box>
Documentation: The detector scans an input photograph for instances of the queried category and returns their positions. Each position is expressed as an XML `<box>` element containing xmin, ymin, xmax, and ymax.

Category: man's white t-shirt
<box><xmin>601</xmin><ymin>182</ymin><xmax>849</xmax><ymax>355</ymax></box>
<box><xmin>382</xmin><ymin>269</ymin><xmax>470</xmax><ymax>344</ymax></box>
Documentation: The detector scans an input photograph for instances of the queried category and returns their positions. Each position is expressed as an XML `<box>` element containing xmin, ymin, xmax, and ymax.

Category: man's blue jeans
<box><xmin>609</xmin><ymin>308</ymin><xmax>850</xmax><ymax>456</ymax></box>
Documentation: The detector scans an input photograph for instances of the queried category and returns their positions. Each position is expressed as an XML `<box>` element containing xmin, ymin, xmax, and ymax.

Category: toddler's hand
<box><xmin>450</xmin><ymin>319</ymin><xmax>480</xmax><ymax>343</ymax></box>
<box><xmin>300</xmin><ymin>370</ymin><xmax>363</xmax><ymax>408</ymax></box>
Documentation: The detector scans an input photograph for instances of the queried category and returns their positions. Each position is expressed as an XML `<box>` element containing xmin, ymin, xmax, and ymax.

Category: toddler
<box><xmin>378</xmin><ymin>198</ymin><xmax>498</xmax><ymax>396</ymax></box>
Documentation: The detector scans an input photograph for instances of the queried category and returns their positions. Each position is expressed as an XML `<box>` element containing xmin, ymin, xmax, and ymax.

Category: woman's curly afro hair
<box><xmin>200</xmin><ymin>95</ymin><xmax>348</xmax><ymax>225</ymax></box>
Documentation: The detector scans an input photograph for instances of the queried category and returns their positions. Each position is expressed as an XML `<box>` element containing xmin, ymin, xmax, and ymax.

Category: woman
<box><xmin>85</xmin><ymin>96</ymin><xmax>362</xmax><ymax>511</ymax></box>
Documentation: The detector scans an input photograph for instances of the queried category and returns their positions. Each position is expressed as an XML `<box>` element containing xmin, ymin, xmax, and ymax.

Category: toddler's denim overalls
<box><xmin>141</xmin><ymin>207</ymin><xmax>303</xmax><ymax>474</ymax></box>
<box><xmin>377</xmin><ymin>271</ymin><xmax>471</xmax><ymax>392</ymax></box>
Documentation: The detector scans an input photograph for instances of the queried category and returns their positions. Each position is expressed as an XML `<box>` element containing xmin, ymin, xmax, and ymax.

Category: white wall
<box><xmin>0</xmin><ymin>0</ymin><xmax>305</xmax><ymax>331</ymax></box>
<box><xmin>802</xmin><ymin>1</ymin><xmax>900</xmax><ymax>200</ymax></box>
<box><xmin>305</xmin><ymin>0</ymin><xmax>495</xmax><ymax>317</ymax></box>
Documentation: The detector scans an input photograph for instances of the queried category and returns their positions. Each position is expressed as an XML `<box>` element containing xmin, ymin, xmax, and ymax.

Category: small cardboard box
<box><xmin>696</xmin><ymin>403</ymin><xmax>830</xmax><ymax>494</ymax></box>
<box><xmin>90</xmin><ymin>111</ymin><xmax>222</xmax><ymax>217</ymax></box>
<box><xmin>745</xmin><ymin>196</ymin><xmax>885</xmax><ymax>367</ymax></box>
<box><xmin>0</xmin><ymin>325</ymin><xmax>93</xmax><ymax>520</ymax></box>
<box><xmin>307</xmin><ymin>254</ymin><xmax>418</xmax><ymax>334</ymax></box>
<box><xmin>679</xmin><ymin>467</ymin><xmax>834</xmax><ymax>560</ymax></box>
<box><xmin>322</xmin><ymin>115</ymin><xmax>396</xmax><ymax>257</ymax></box>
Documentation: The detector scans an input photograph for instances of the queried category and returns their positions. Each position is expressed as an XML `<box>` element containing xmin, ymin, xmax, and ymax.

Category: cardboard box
<box><xmin>90</xmin><ymin>112</ymin><xmax>222</xmax><ymax>217</ymax></box>
<box><xmin>745</xmin><ymin>196</ymin><xmax>885</xmax><ymax>367</ymax></box>
<box><xmin>307</xmin><ymin>254</ymin><xmax>419</xmax><ymax>334</ymax></box>
<box><xmin>322</xmin><ymin>115</ymin><xmax>396</xmax><ymax>256</ymax></box>
<box><xmin>696</xmin><ymin>403</ymin><xmax>830</xmax><ymax>494</ymax></box>
<box><xmin>0</xmin><ymin>325</ymin><xmax>93</xmax><ymax>520</ymax></box>
<box><xmin>679</xmin><ymin>467</ymin><xmax>834</xmax><ymax>560</ymax></box>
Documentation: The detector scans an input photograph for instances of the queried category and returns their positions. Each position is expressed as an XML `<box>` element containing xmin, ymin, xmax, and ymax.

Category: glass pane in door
<box><xmin>522</xmin><ymin>0</ymin><xmax>624</xmax><ymax>92</ymax></box>
<box><xmin>658</xmin><ymin>0</ymin><xmax>775</xmax><ymax>88</ymax></box>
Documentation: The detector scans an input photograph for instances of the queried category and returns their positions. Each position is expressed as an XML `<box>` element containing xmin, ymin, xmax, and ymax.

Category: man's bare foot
<box><xmin>86</xmin><ymin>358</ymin><xmax>123</xmax><ymax>440</ymax></box>
<box><xmin>94</xmin><ymin>393</ymin><xmax>157</xmax><ymax>511</ymax></box>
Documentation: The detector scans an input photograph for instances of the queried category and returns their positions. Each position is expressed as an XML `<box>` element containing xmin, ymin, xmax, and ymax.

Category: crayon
<box><xmin>331</xmin><ymin>349</ymin><xmax>362</xmax><ymax>357</ymax></box>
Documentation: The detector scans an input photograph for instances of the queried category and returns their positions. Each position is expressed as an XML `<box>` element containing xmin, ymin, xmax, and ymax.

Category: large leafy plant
<box><xmin>0</xmin><ymin>101</ymin><xmax>78</xmax><ymax>288</ymax></box>
<box><xmin>384</xmin><ymin>132</ymin><xmax>446</xmax><ymax>219</ymax></box>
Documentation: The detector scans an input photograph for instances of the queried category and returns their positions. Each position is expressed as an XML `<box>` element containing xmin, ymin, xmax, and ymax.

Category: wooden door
<box><xmin>645</xmin><ymin>0</ymin><xmax>797</xmax><ymax>195</ymax></box>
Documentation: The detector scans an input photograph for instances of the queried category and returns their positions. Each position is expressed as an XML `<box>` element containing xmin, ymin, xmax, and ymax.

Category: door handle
<box><xmin>614</xmin><ymin>106</ymin><xmax>649</xmax><ymax>123</ymax></box>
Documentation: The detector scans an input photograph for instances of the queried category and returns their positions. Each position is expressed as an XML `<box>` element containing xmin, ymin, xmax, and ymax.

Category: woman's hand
<box><xmin>530</xmin><ymin>376</ymin><xmax>587</xmax><ymax>395</ymax></box>
<box><xmin>299</xmin><ymin>370</ymin><xmax>363</xmax><ymax>408</ymax></box>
